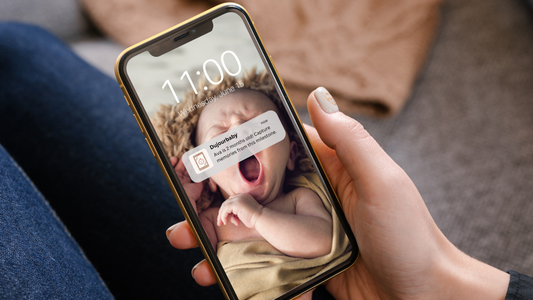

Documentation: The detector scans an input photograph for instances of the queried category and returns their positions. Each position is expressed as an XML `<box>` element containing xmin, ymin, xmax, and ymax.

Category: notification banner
<box><xmin>182</xmin><ymin>110</ymin><xmax>286</xmax><ymax>182</ymax></box>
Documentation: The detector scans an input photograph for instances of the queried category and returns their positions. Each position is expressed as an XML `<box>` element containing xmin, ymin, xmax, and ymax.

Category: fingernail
<box><xmin>191</xmin><ymin>261</ymin><xmax>201</xmax><ymax>278</ymax></box>
<box><xmin>314</xmin><ymin>87</ymin><xmax>339</xmax><ymax>114</ymax></box>
<box><xmin>166</xmin><ymin>223</ymin><xmax>179</xmax><ymax>240</ymax></box>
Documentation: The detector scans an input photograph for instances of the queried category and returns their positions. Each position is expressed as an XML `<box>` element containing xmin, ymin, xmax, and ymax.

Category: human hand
<box><xmin>217</xmin><ymin>193</ymin><xmax>264</xmax><ymax>228</ymax></box>
<box><xmin>306</xmin><ymin>87</ymin><xmax>509</xmax><ymax>300</ymax></box>
<box><xmin>167</xmin><ymin>87</ymin><xmax>510</xmax><ymax>299</ymax></box>
<box><xmin>170</xmin><ymin>156</ymin><xmax>203</xmax><ymax>213</ymax></box>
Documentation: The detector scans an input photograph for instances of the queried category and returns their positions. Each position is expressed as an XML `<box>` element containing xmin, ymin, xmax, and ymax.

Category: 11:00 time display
<box><xmin>162</xmin><ymin>50</ymin><xmax>242</xmax><ymax>103</ymax></box>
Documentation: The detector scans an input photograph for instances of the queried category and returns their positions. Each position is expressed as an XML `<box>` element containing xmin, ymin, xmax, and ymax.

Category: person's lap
<box><xmin>0</xmin><ymin>144</ymin><xmax>114</xmax><ymax>299</ymax></box>
<box><xmin>0</xmin><ymin>22</ymin><xmax>221</xmax><ymax>299</ymax></box>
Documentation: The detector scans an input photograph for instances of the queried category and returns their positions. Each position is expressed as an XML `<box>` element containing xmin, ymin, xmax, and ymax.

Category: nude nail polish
<box><xmin>166</xmin><ymin>223</ymin><xmax>178</xmax><ymax>240</ymax></box>
<box><xmin>314</xmin><ymin>87</ymin><xmax>339</xmax><ymax>114</ymax></box>
<box><xmin>191</xmin><ymin>261</ymin><xmax>201</xmax><ymax>278</ymax></box>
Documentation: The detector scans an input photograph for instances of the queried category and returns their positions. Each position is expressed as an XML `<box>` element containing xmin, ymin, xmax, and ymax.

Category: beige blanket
<box><xmin>81</xmin><ymin>0</ymin><xmax>441</xmax><ymax>117</ymax></box>
<box><xmin>216</xmin><ymin>173</ymin><xmax>352</xmax><ymax>300</ymax></box>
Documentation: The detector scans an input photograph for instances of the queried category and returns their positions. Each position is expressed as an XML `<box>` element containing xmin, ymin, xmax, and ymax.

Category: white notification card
<box><xmin>182</xmin><ymin>110</ymin><xmax>286</xmax><ymax>183</ymax></box>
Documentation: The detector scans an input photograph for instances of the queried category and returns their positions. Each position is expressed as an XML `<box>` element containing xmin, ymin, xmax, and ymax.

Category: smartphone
<box><xmin>115</xmin><ymin>3</ymin><xmax>358</xmax><ymax>299</ymax></box>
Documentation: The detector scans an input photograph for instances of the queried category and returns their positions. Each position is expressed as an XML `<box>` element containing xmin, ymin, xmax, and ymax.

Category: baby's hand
<box><xmin>170</xmin><ymin>156</ymin><xmax>203</xmax><ymax>214</ymax></box>
<box><xmin>217</xmin><ymin>194</ymin><xmax>264</xmax><ymax>228</ymax></box>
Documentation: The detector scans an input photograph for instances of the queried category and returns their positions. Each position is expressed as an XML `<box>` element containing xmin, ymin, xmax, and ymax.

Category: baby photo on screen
<box><xmin>152</xmin><ymin>69</ymin><xmax>352</xmax><ymax>299</ymax></box>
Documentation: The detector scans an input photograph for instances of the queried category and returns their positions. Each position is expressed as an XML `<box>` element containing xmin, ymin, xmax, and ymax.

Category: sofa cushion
<box><xmin>0</xmin><ymin>0</ymin><xmax>89</xmax><ymax>41</ymax></box>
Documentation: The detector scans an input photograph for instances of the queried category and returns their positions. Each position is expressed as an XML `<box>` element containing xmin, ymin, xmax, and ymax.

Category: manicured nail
<box><xmin>191</xmin><ymin>261</ymin><xmax>201</xmax><ymax>278</ymax></box>
<box><xmin>314</xmin><ymin>87</ymin><xmax>339</xmax><ymax>114</ymax></box>
<box><xmin>166</xmin><ymin>223</ymin><xmax>179</xmax><ymax>240</ymax></box>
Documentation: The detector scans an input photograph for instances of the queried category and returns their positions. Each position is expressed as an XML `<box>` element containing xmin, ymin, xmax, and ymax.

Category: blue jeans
<box><xmin>0</xmin><ymin>23</ymin><xmax>220</xmax><ymax>299</ymax></box>
<box><xmin>0</xmin><ymin>23</ymin><xmax>334</xmax><ymax>300</ymax></box>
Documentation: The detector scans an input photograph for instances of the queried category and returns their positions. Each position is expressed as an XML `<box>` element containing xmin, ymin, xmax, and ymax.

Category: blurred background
<box><xmin>2</xmin><ymin>0</ymin><xmax>533</xmax><ymax>297</ymax></box>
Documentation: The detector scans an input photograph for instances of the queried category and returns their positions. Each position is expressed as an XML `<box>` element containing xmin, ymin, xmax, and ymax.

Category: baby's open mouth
<box><xmin>239</xmin><ymin>155</ymin><xmax>260</xmax><ymax>182</ymax></box>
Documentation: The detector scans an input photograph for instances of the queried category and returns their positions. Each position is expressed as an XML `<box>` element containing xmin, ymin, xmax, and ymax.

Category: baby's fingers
<box><xmin>170</xmin><ymin>156</ymin><xmax>178</xmax><ymax>167</ymax></box>
<box><xmin>174</xmin><ymin>158</ymin><xmax>188</xmax><ymax>175</ymax></box>
<box><xmin>230</xmin><ymin>214</ymin><xmax>240</xmax><ymax>226</ymax></box>
<box><xmin>217</xmin><ymin>209</ymin><xmax>229</xmax><ymax>226</ymax></box>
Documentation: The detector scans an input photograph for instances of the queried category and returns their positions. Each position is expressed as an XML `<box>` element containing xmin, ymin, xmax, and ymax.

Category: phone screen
<box><xmin>121</xmin><ymin>8</ymin><xmax>356</xmax><ymax>300</ymax></box>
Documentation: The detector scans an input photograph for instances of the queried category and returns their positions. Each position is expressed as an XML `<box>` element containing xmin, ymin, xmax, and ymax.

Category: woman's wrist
<box><xmin>433</xmin><ymin>240</ymin><xmax>509</xmax><ymax>300</ymax></box>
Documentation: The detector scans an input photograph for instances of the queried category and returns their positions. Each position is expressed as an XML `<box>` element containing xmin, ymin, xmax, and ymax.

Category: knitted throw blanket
<box><xmin>82</xmin><ymin>0</ymin><xmax>441</xmax><ymax>117</ymax></box>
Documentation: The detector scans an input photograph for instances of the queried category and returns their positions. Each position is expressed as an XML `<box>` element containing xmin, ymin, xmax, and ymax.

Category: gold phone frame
<box><xmin>114</xmin><ymin>3</ymin><xmax>358</xmax><ymax>299</ymax></box>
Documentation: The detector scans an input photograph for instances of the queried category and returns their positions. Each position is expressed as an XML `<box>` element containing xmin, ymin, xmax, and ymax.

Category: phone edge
<box><xmin>113</xmin><ymin>3</ymin><xmax>359</xmax><ymax>299</ymax></box>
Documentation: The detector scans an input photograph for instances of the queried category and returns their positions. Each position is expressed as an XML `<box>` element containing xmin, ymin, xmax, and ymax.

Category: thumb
<box><xmin>307</xmin><ymin>87</ymin><xmax>403</xmax><ymax>190</ymax></box>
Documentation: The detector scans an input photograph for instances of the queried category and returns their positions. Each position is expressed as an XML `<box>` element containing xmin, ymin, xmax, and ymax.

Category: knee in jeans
<box><xmin>0</xmin><ymin>22</ymin><xmax>61</xmax><ymax>58</ymax></box>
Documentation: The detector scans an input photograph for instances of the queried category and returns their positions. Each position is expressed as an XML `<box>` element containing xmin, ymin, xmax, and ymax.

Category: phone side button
<box><xmin>145</xmin><ymin>138</ymin><xmax>156</xmax><ymax>157</ymax></box>
<box><xmin>133</xmin><ymin>114</ymin><xmax>145</xmax><ymax>134</ymax></box>
<box><xmin>120</xmin><ymin>85</ymin><xmax>132</xmax><ymax>106</ymax></box>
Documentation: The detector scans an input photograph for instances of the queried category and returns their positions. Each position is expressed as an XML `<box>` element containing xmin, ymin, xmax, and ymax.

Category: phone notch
<box><xmin>149</xmin><ymin>21</ymin><xmax>213</xmax><ymax>57</ymax></box>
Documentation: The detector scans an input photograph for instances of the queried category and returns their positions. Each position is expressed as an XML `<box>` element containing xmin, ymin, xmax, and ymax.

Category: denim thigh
<box><xmin>0</xmin><ymin>144</ymin><xmax>113</xmax><ymax>299</ymax></box>
<box><xmin>0</xmin><ymin>23</ymin><xmax>220</xmax><ymax>299</ymax></box>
